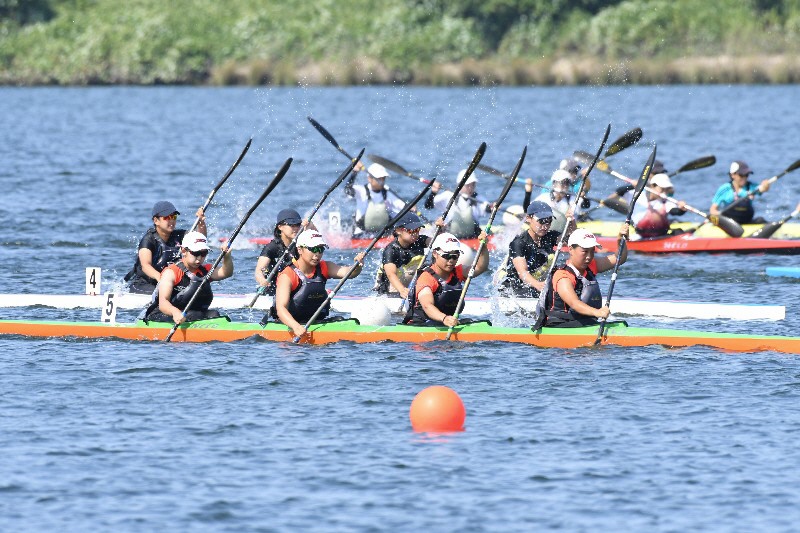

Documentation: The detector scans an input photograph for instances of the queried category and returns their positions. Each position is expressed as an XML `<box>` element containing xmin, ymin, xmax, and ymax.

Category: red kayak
<box><xmin>597</xmin><ymin>234</ymin><xmax>800</xmax><ymax>254</ymax></box>
<box><xmin>226</xmin><ymin>235</ymin><xmax>497</xmax><ymax>250</ymax></box>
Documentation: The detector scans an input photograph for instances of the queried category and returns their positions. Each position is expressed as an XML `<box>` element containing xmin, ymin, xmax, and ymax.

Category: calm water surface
<box><xmin>2</xmin><ymin>86</ymin><xmax>800</xmax><ymax>531</ymax></box>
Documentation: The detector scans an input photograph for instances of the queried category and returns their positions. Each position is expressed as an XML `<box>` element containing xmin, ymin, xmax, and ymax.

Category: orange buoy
<box><xmin>409</xmin><ymin>385</ymin><xmax>466</xmax><ymax>432</ymax></box>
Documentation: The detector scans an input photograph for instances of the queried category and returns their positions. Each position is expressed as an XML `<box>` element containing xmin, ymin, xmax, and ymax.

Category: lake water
<box><xmin>2</xmin><ymin>85</ymin><xmax>800</xmax><ymax>531</ymax></box>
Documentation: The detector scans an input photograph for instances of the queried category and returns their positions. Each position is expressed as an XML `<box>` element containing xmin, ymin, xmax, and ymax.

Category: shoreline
<box><xmin>3</xmin><ymin>55</ymin><xmax>800</xmax><ymax>87</ymax></box>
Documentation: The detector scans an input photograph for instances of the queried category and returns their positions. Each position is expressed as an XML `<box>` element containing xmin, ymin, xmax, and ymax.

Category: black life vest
<box><xmin>403</xmin><ymin>267</ymin><xmax>464</xmax><ymax>324</ymax></box>
<box><xmin>142</xmin><ymin>263</ymin><xmax>212</xmax><ymax>318</ymax></box>
<box><xmin>545</xmin><ymin>264</ymin><xmax>602</xmax><ymax>326</ymax></box>
<box><xmin>270</xmin><ymin>264</ymin><xmax>330</xmax><ymax>324</ymax></box>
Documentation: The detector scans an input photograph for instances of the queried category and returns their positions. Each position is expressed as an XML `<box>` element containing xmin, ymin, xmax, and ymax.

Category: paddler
<box><xmin>426</xmin><ymin>169</ymin><xmax>491</xmax><ymax>238</ymax></box>
<box><xmin>126</xmin><ymin>200</ymin><xmax>206</xmax><ymax>294</ymax></box>
<box><xmin>403</xmin><ymin>231</ymin><xmax>489</xmax><ymax>327</ymax></box>
<box><xmin>710</xmin><ymin>160</ymin><xmax>772</xmax><ymax>224</ymax></box>
<box><xmin>543</xmin><ymin>226</ymin><xmax>629</xmax><ymax>328</ymax></box>
<box><xmin>270</xmin><ymin>231</ymin><xmax>365</xmax><ymax>338</ymax></box>
<box><xmin>254</xmin><ymin>208</ymin><xmax>316</xmax><ymax>296</ymax></box>
<box><xmin>560</xmin><ymin>157</ymin><xmax>592</xmax><ymax>201</ymax></box>
<box><xmin>499</xmin><ymin>201</ymin><xmax>572</xmax><ymax>298</ymax></box>
<box><xmin>345</xmin><ymin>162</ymin><xmax>405</xmax><ymax>237</ymax></box>
<box><xmin>141</xmin><ymin>231</ymin><xmax>232</xmax><ymax>324</ymax></box>
<box><xmin>630</xmin><ymin>173</ymin><xmax>687</xmax><ymax>238</ymax></box>
<box><xmin>373</xmin><ymin>212</ymin><xmax>432</xmax><ymax>298</ymax></box>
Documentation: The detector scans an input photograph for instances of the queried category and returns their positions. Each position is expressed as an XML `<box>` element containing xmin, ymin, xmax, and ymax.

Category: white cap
<box><xmin>432</xmin><ymin>232</ymin><xmax>462</xmax><ymax>253</ymax></box>
<box><xmin>457</xmin><ymin>169</ymin><xmax>478</xmax><ymax>186</ymax></box>
<box><xmin>551</xmin><ymin>169</ymin><xmax>572</xmax><ymax>183</ymax></box>
<box><xmin>567</xmin><ymin>229</ymin><xmax>602</xmax><ymax>249</ymax></box>
<box><xmin>367</xmin><ymin>163</ymin><xmax>389</xmax><ymax>179</ymax></box>
<box><xmin>296</xmin><ymin>231</ymin><xmax>327</xmax><ymax>249</ymax></box>
<box><xmin>181</xmin><ymin>231</ymin><xmax>210</xmax><ymax>252</ymax></box>
<box><xmin>649</xmin><ymin>173</ymin><xmax>674</xmax><ymax>189</ymax></box>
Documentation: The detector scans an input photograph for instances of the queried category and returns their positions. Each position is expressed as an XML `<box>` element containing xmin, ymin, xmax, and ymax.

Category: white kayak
<box><xmin>0</xmin><ymin>293</ymin><xmax>785</xmax><ymax>321</ymax></box>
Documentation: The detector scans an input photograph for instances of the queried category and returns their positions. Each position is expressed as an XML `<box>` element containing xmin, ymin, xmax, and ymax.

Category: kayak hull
<box><xmin>597</xmin><ymin>235</ymin><xmax>800</xmax><ymax>254</ymax></box>
<box><xmin>579</xmin><ymin>220</ymin><xmax>800</xmax><ymax>240</ymax></box>
<box><xmin>1</xmin><ymin>318</ymin><xmax>799</xmax><ymax>353</ymax></box>
<box><xmin>235</xmin><ymin>235</ymin><xmax>497</xmax><ymax>250</ymax></box>
<box><xmin>765</xmin><ymin>266</ymin><xmax>800</xmax><ymax>278</ymax></box>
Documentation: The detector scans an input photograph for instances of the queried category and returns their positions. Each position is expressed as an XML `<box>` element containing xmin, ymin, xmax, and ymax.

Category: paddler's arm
<box><xmin>556</xmin><ymin>278</ymin><xmax>609</xmax><ymax>319</ymax></box>
<box><xmin>210</xmin><ymin>245</ymin><xmax>233</xmax><ymax>280</ymax></box>
<box><xmin>418</xmin><ymin>286</ymin><xmax>458</xmax><ymax>327</ymax></box>
<box><xmin>595</xmin><ymin>224</ymin><xmax>629</xmax><ymax>272</ymax></box>
<box><xmin>138</xmin><ymin>248</ymin><xmax>161</xmax><ymax>282</ymax></box>
<box><xmin>275</xmin><ymin>273</ymin><xmax>306</xmax><ymax>338</ymax></box>
<box><xmin>195</xmin><ymin>207</ymin><xmax>207</xmax><ymax>235</ymax></box>
<box><xmin>254</xmin><ymin>255</ymin><xmax>272</xmax><ymax>287</ymax></box>
<box><xmin>472</xmin><ymin>231</ymin><xmax>490</xmax><ymax>276</ymax></box>
<box><xmin>709</xmin><ymin>203</ymin><xmax>721</xmax><ymax>216</ymax></box>
<box><xmin>512</xmin><ymin>256</ymin><xmax>545</xmax><ymax>291</ymax></box>
<box><xmin>383</xmin><ymin>263</ymin><xmax>409</xmax><ymax>299</ymax></box>
<box><xmin>329</xmin><ymin>252</ymin><xmax>365</xmax><ymax>279</ymax></box>
<box><xmin>157</xmin><ymin>269</ymin><xmax>185</xmax><ymax>325</ymax></box>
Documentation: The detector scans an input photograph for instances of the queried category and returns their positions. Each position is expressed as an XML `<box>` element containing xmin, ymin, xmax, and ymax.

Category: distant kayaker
<box><xmin>499</xmin><ymin>201</ymin><xmax>572</xmax><ymax>298</ymax></box>
<box><xmin>710</xmin><ymin>160</ymin><xmax>772</xmax><ymax>224</ymax></box>
<box><xmin>141</xmin><ymin>231</ymin><xmax>232</xmax><ymax>324</ymax></box>
<box><xmin>254</xmin><ymin>208</ymin><xmax>316</xmax><ymax>296</ymax></box>
<box><xmin>522</xmin><ymin>169</ymin><xmax>572</xmax><ymax>233</ymax></box>
<box><xmin>126</xmin><ymin>200</ymin><xmax>206</xmax><ymax>294</ymax></box>
<box><xmin>426</xmin><ymin>169</ymin><xmax>491</xmax><ymax>238</ymax></box>
<box><xmin>560</xmin><ymin>157</ymin><xmax>592</xmax><ymax>201</ymax></box>
<box><xmin>403</xmin><ymin>232</ymin><xmax>489</xmax><ymax>327</ymax></box>
<box><xmin>373</xmin><ymin>212</ymin><xmax>432</xmax><ymax>298</ymax></box>
<box><xmin>270</xmin><ymin>231</ymin><xmax>365</xmax><ymax>338</ymax></box>
<box><xmin>543</xmin><ymin>227</ymin><xmax>629</xmax><ymax>328</ymax></box>
<box><xmin>631</xmin><ymin>173</ymin><xmax>687</xmax><ymax>238</ymax></box>
<box><xmin>345</xmin><ymin>162</ymin><xmax>405</xmax><ymax>237</ymax></box>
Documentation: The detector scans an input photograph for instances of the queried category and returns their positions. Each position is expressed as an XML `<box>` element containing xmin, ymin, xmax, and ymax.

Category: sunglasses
<box><xmin>304</xmin><ymin>245</ymin><xmax>326</xmax><ymax>254</ymax></box>
<box><xmin>161</xmin><ymin>213</ymin><xmax>178</xmax><ymax>221</ymax></box>
<box><xmin>535</xmin><ymin>217</ymin><xmax>553</xmax><ymax>224</ymax></box>
<box><xmin>439</xmin><ymin>252</ymin><xmax>461</xmax><ymax>261</ymax></box>
<box><xmin>188</xmin><ymin>249</ymin><xmax>208</xmax><ymax>258</ymax></box>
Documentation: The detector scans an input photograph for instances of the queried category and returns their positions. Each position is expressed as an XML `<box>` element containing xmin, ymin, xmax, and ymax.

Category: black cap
<box><xmin>152</xmin><ymin>201</ymin><xmax>179</xmax><ymax>218</ymax></box>
<box><xmin>395</xmin><ymin>212</ymin><xmax>424</xmax><ymax>230</ymax></box>
<box><xmin>526</xmin><ymin>201</ymin><xmax>553</xmax><ymax>219</ymax></box>
<box><xmin>276</xmin><ymin>208</ymin><xmax>302</xmax><ymax>226</ymax></box>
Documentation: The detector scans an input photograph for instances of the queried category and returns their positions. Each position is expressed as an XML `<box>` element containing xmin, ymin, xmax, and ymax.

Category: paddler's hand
<box><xmin>478</xmin><ymin>230</ymin><xmax>488</xmax><ymax>242</ymax></box>
<box><xmin>172</xmin><ymin>309</ymin><xmax>186</xmax><ymax>325</ymax></box>
<box><xmin>595</xmin><ymin>306</ymin><xmax>611</xmax><ymax>319</ymax></box>
<box><xmin>291</xmin><ymin>324</ymin><xmax>307</xmax><ymax>338</ymax></box>
<box><xmin>257</xmin><ymin>283</ymin><xmax>270</xmax><ymax>294</ymax></box>
<box><xmin>354</xmin><ymin>252</ymin><xmax>366</xmax><ymax>265</ymax></box>
<box><xmin>435</xmin><ymin>216</ymin><xmax>445</xmax><ymax>228</ymax></box>
<box><xmin>525</xmin><ymin>178</ymin><xmax>532</xmax><ymax>193</ymax></box>
<box><xmin>195</xmin><ymin>207</ymin><xmax>206</xmax><ymax>220</ymax></box>
<box><xmin>431</xmin><ymin>181</ymin><xmax>441</xmax><ymax>194</ymax></box>
<box><xmin>354</xmin><ymin>161</ymin><xmax>365</xmax><ymax>173</ymax></box>
<box><xmin>759</xmin><ymin>179</ymin><xmax>771</xmax><ymax>193</ymax></box>
<box><xmin>443</xmin><ymin>315</ymin><xmax>459</xmax><ymax>328</ymax></box>
<box><xmin>618</xmin><ymin>223</ymin><xmax>630</xmax><ymax>238</ymax></box>
<box><xmin>398</xmin><ymin>287</ymin><xmax>409</xmax><ymax>299</ymax></box>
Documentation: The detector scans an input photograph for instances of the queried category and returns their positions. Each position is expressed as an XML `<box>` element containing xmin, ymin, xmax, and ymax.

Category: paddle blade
<box><xmin>786</xmin><ymin>159</ymin><xmax>800</xmax><ymax>174</ymax></box>
<box><xmin>750</xmin><ymin>221</ymin><xmax>781</xmax><ymax>239</ymax></box>
<box><xmin>307</xmin><ymin>116</ymin><xmax>343</xmax><ymax>153</ymax></box>
<box><xmin>601</xmin><ymin>195</ymin><xmax>629</xmax><ymax>215</ymax></box>
<box><xmin>672</xmin><ymin>155</ymin><xmax>715</xmax><ymax>176</ymax></box>
<box><xmin>605</xmin><ymin>127</ymin><xmax>642</xmax><ymax>157</ymax></box>
<box><xmin>452</xmin><ymin>142</ymin><xmax>487</xmax><ymax>200</ymax></box>
<box><xmin>711</xmin><ymin>214</ymin><xmax>745</xmax><ymax>238</ymax></box>
<box><xmin>477</xmin><ymin>163</ymin><xmax>507</xmax><ymax>178</ymax></box>
<box><xmin>573</xmin><ymin>150</ymin><xmax>611</xmax><ymax>173</ymax></box>
<box><xmin>497</xmin><ymin>146</ymin><xmax>526</xmax><ymax>205</ymax></box>
<box><xmin>368</xmin><ymin>154</ymin><xmax>409</xmax><ymax>177</ymax></box>
<box><xmin>628</xmin><ymin>145</ymin><xmax>657</xmax><ymax>216</ymax></box>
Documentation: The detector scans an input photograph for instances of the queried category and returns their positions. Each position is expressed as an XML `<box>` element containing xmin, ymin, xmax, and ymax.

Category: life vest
<box><xmin>126</xmin><ymin>227</ymin><xmax>184</xmax><ymax>281</ymax></box>
<box><xmin>360</xmin><ymin>185</ymin><xmax>390</xmax><ymax>231</ymax></box>
<box><xmin>635</xmin><ymin>200</ymin><xmax>670</xmax><ymax>238</ymax></box>
<box><xmin>448</xmin><ymin>196</ymin><xmax>479</xmax><ymax>238</ymax></box>
<box><xmin>373</xmin><ymin>237</ymin><xmax>426</xmax><ymax>294</ymax></box>
<box><xmin>270</xmin><ymin>263</ymin><xmax>330</xmax><ymax>324</ymax></box>
<box><xmin>403</xmin><ymin>266</ymin><xmax>464</xmax><ymax>324</ymax></box>
<box><xmin>545</xmin><ymin>263</ymin><xmax>602</xmax><ymax>325</ymax></box>
<box><xmin>141</xmin><ymin>263</ymin><xmax>212</xmax><ymax>319</ymax></box>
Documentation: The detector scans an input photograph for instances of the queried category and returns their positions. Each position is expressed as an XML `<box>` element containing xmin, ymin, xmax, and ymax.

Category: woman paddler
<box><xmin>710</xmin><ymin>160</ymin><xmax>772</xmax><ymax>224</ymax></box>
<box><xmin>270</xmin><ymin>231</ymin><xmax>365</xmax><ymax>338</ymax></box>
<box><xmin>425</xmin><ymin>170</ymin><xmax>491</xmax><ymax>238</ymax></box>
<box><xmin>373</xmin><ymin>212</ymin><xmax>431</xmax><ymax>298</ymax></box>
<box><xmin>254</xmin><ymin>208</ymin><xmax>316</xmax><ymax>296</ymax></box>
<box><xmin>543</xmin><ymin>227</ymin><xmax>628</xmax><ymax>328</ymax></box>
<box><xmin>402</xmin><ymin>231</ymin><xmax>489</xmax><ymax>327</ymax></box>
<box><xmin>126</xmin><ymin>200</ymin><xmax>207</xmax><ymax>294</ymax></box>
<box><xmin>345</xmin><ymin>162</ymin><xmax>405</xmax><ymax>237</ymax></box>
<box><xmin>630</xmin><ymin>173</ymin><xmax>686</xmax><ymax>238</ymax></box>
<box><xmin>142</xmin><ymin>231</ymin><xmax>233</xmax><ymax>324</ymax></box>
<box><xmin>499</xmin><ymin>201</ymin><xmax>571</xmax><ymax>298</ymax></box>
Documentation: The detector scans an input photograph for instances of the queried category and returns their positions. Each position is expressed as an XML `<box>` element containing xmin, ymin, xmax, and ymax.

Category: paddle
<box><xmin>749</xmin><ymin>201</ymin><xmax>800</xmax><ymax>239</ymax></box>
<box><xmin>292</xmin><ymin>179</ymin><xmax>436</xmax><ymax>343</ymax></box>
<box><xmin>718</xmin><ymin>159</ymin><xmax>800</xmax><ymax>218</ymax></box>
<box><xmin>401</xmin><ymin>143</ymin><xmax>487</xmax><ymax>313</ymax></box>
<box><xmin>604</xmin><ymin>127</ymin><xmax>643</xmax><ymax>157</ymax></box>
<box><xmin>530</xmin><ymin>124</ymin><xmax>611</xmax><ymax>332</ymax></box>
<box><xmin>189</xmin><ymin>138</ymin><xmax>252</xmax><ymax>233</ymax></box>
<box><xmin>165</xmin><ymin>158</ymin><xmax>292</xmax><ymax>342</ymax></box>
<box><xmin>445</xmin><ymin>146</ymin><xmax>526</xmax><ymax>341</ymax></box>
<box><xmin>595</xmin><ymin>146</ymin><xmax>656</xmax><ymax>345</ymax></box>
<box><xmin>475</xmin><ymin>162</ymin><xmax>628</xmax><ymax>217</ymax></box>
<box><xmin>573</xmin><ymin>150</ymin><xmax>745</xmax><ymax>238</ymax></box>
<box><xmin>307</xmin><ymin>116</ymin><xmax>429</xmax><ymax>222</ymax></box>
<box><xmin>669</xmin><ymin>155</ymin><xmax>716</xmax><ymax>178</ymax></box>
<box><xmin>367</xmin><ymin>153</ymin><xmax>519</xmax><ymax>221</ymax></box>
<box><xmin>247</xmin><ymin>149</ymin><xmax>364</xmax><ymax>309</ymax></box>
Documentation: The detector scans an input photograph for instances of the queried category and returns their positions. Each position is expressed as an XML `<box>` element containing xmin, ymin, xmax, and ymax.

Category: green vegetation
<box><xmin>2</xmin><ymin>0</ymin><xmax>800</xmax><ymax>85</ymax></box>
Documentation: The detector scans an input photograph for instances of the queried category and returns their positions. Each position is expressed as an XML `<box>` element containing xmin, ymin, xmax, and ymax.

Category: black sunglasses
<box><xmin>439</xmin><ymin>252</ymin><xmax>461</xmax><ymax>261</ymax></box>
<box><xmin>188</xmin><ymin>249</ymin><xmax>208</xmax><ymax>258</ymax></box>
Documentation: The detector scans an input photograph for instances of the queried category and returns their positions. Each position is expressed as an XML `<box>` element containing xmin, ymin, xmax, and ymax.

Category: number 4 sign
<box><xmin>86</xmin><ymin>267</ymin><xmax>101</xmax><ymax>295</ymax></box>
